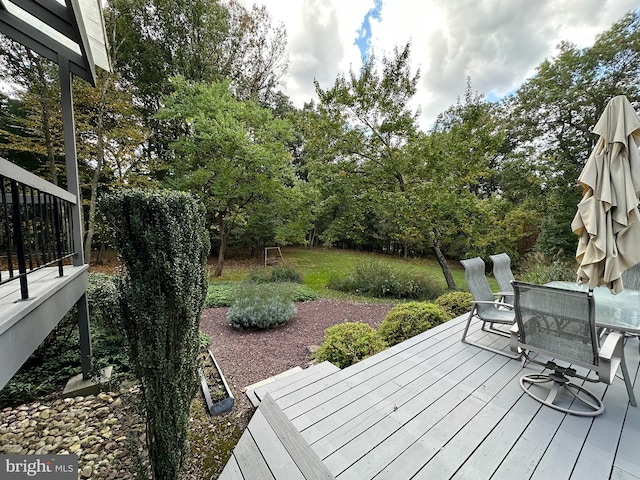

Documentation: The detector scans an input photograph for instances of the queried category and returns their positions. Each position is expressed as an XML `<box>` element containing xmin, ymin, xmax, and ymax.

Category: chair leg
<box><xmin>461</xmin><ymin>311</ymin><xmax>520</xmax><ymax>359</ymax></box>
<box><xmin>619</xmin><ymin>343</ymin><xmax>637</xmax><ymax>407</ymax></box>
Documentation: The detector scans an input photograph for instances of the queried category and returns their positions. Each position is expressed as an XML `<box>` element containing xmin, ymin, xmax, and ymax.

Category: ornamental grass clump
<box><xmin>378</xmin><ymin>302</ymin><xmax>447</xmax><ymax>346</ymax></box>
<box><xmin>227</xmin><ymin>283</ymin><xmax>297</xmax><ymax>329</ymax></box>
<box><xmin>314</xmin><ymin>322</ymin><xmax>387</xmax><ymax>368</ymax></box>
<box><xmin>327</xmin><ymin>260</ymin><xmax>443</xmax><ymax>300</ymax></box>
<box><xmin>99</xmin><ymin>188</ymin><xmax>209</xmax><ymax>480</ymax></box>
<box><xmin>247</xmin><ymin>264</ymin><xmax>303</xmax><ymax>283</ymax></box>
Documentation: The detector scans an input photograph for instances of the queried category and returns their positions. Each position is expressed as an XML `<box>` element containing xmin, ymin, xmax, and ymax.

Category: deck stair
<box><xmin>220</xmin><ymin>392</ymin><xmax>336</xmax><ymax>479</ymax></box>
<box><xmin>246</xmin><ymin>361</ymin><xmax>340</xmax><ymax>408</ymax></box>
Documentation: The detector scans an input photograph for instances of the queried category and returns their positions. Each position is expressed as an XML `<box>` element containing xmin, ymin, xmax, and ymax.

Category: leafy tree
<box><xmin>110</xmin><ymin>0</ymin><xmax>289</xmax><ymax>164</ymax></box>
<box><xmin>412</xmin><ymin>81</ymin><xmax>506</xmax><ymax>286</ymax></box>
<box><xmin>156</xmin><ymin>77</ymin><xmax>294</xmax><ymax>276</ymax></box>
<box><xmin>309</xmin><ymin>43</ymin><xmax>422</xmax><ymax>251</ymax></box>
<box><xmin>505</xmin><ymin>11</ymin><xmax>640</xmax><ymax>257</ymax></box>
<box><xmin>0</xmin><ymin>40</ymin><xmax>63</xmax><ymax>183</ymax></box>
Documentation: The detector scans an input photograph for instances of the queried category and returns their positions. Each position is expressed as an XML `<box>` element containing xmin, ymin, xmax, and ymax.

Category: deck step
<box><xmin>219</xmin><ymin>393</ymin><xmax>335</xmax><ymax>480</ymax></box>
<box><xmin>245</xmin><ymin>366</ymin><xmax>303</xmax><ymax>407</ymax></box>
<box><xmin>246</xmin><ymin>362</ymin><xmax>340</xmax><ymax>407</ymax></box>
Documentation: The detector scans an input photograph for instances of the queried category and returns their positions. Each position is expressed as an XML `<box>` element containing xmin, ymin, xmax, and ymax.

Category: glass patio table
<box><xmin>546</xmin><ymin>281</ymin><xmax>640</xmax><ymax>334</ymax></box>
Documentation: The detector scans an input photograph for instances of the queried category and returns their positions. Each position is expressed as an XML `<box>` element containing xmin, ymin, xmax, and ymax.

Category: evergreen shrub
<box><xmin>314</xmin><ymin>322</ymin><xmax>387</xmax><ymax>368</ymax></box>
<box><xmin>434</xmin><ymin>291</ymin><xmax>474</xmax><ymax>319</ymax></box>
<box><xmin>99</xmin><ymin>188</ymin><xmax>209</xmax><ymax>480</ymax></box>
<box><xmin>87</xmin><ymin>272</ymin><xmax>119</xmax><ymax>332</ymax></box>
<box><xmin>378</xmin><ymin>302</ymin><xmax>447</xmax><ymax>346</ymax></box>
<box><xmin>227</xmin><ymin>283</ymin><xmax>297</xmax><ymax>329</ymax></box>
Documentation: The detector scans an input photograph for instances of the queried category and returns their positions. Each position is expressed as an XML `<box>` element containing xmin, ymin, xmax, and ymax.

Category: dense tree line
<box><xmin>0</xmin><ymin>4</ymin><xmax>638</xmax><ymax>284</ymax></box>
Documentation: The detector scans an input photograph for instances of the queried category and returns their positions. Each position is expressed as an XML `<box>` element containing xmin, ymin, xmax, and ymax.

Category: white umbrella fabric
<box><xmin>572</xmin><ymin>95</ymin><xmax>640</xmax><ymax>294</ymax></box>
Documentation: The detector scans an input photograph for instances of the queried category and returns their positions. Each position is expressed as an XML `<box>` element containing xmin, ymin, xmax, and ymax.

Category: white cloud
<box><xmin>240</xmin><ymin>0</ymin><xmax>638</xmax><ymax>129</ymax></box>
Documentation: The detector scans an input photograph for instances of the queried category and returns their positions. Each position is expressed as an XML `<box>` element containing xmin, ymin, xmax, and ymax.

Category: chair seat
<box><xmin>478</xmin><ymin>307</ymin><xmax>514</xmax><ymax>324</ymax></box>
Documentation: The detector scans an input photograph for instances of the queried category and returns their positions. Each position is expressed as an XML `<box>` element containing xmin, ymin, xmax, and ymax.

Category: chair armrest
<box><xmin>598</xmin><ymin>331</ymin><xmax>624</xmax><ymax>384</ymax></box>
<box><xmin>495</xmin><ymin>291</ymin><xmax>514</xmax><ymax>297</ymax></box>
<box><xmin>509</xmin><ymin>323</ymin><xmax>519</xmax><ymax>353</ymax></box>
<box><xmin>471</xmin><ymin>300</ymin><xmax>514</xmax><ymax>310</ymax></box>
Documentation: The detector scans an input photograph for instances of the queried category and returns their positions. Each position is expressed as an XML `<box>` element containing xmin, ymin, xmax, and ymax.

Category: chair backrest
<box><xmin>622</xmin><ymin>262</ymin><xmax>640</xmax><ymax>290</ymax></box>
<box><xmin>461</xmin><ymin>257</ymin><xmax>495</xmax><ymax>316</ymax></box>
<box><xmin>512</xmin><ymin>281</ymin><xmax>599</xmax><ymax>368</ymax></box>
<box><xmin>490</xmin><ymin>253</ymin><xmax>515</xmax><ymax>293</ymax></box>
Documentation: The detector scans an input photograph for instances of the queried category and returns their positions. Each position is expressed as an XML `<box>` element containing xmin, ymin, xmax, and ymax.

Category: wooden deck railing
<box><xmin>0</xmin><ymin>158</ymin><xmax>77</xmax><ymax>300</ymax></box>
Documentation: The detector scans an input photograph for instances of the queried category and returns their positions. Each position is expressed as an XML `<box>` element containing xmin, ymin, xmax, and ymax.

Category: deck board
<box><xmin>233</xmin><ymin>429</ymin><xmax>276</xmax><ymax>480</ymax></box>
<box><xmin>222</xmin><ymin>314</ymin><xmax>640</xmax><ymax>480</ymax></box>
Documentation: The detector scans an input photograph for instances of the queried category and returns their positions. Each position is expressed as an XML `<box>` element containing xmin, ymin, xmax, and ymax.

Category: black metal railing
<box><xmin>0</xmin><ymin>174</ymin><xmax>76</xmax><ymax>300</ymax></box>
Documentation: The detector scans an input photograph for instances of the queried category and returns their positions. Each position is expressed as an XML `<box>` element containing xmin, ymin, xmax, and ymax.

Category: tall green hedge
<box><xmin>99</xmin><ymin>188</ymin><xmax>209</xmax><ymax>480</ymax></box>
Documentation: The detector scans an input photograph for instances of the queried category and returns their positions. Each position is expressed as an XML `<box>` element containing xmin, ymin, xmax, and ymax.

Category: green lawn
<box><xmin>209</xmin><ymin>247</ymin><xmax>485</xmax><ymax>301</ymax></box>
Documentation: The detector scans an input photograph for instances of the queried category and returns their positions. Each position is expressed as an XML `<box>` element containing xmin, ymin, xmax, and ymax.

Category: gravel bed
<box><xmin>199</xmin><ymin>299</ymin><xmax>394</xmax><ymax>429</ymax></box>
<box><xmin>0</xmin><ymin>299</ymin><xmax>394</xmax><ymax>479</ymax></box>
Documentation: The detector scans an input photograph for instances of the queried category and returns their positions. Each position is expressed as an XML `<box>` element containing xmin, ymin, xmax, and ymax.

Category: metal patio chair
<box><xmin>460</xmin><ymin>257</ymin><xmax>519</xmax><ymax>359</ymax></box>
<box><xmin>510</xmin><ymin>281</ymin><xmax>637</xmax><ymax>416</ymax></box>
<box><xmin>622</xmin><ymin>262</ymin><xmax>640</xmax><ymax>290</ymax></box>
<box><xmin>490</xmin><ymin>253</ymin><xmax>516</xmax><ymax>304</ymax></box>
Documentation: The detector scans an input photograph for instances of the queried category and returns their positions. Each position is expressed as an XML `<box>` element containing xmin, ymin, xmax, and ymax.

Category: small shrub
<box><xmin>87</xmin><ymin>272</ymin><xmax>119</xmax><ymax>332</ymax></box>
<box><xmin>327</xmin><ymin>260</ymin><xmax>443</xmax><ymax>300</ymax></box>
<box><xmin>247</xmin><ymin>265</ymin><xmax>303</xmax><ymax>283</ymax></box>
<box><xmin>227</xmin><ymin>283</ymin><xmax>297</xmax><ymax>329</ymax></box>
<box><xmin>198</xmin><ymin>331</ymin><xmax>211</xmax><ymax>350</ymax></box>
<box><xmin>434</xmin><ymin>291</ymin><xmax>474</xmax><ymax>319</ymax></box>
<box><xmin>205</xmin><ymin>283</ymin><xmax>236</xmax><ymax>308</ymax></box>
<box><xmin>314</xmin><ymin>322</ymin><xmax>387</xmax><ymax>368</ymax></box>
<box><xmin>288</xmin><ymin>284</ymin><xmax>318</xmax><ymax>302</ymax></box>
<box><xmin>378</xmin><ymin>302</ymin><xmax>447</xmax><ymax>346</ymax></box>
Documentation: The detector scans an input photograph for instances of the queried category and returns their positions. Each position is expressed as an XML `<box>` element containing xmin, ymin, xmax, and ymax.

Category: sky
<box><xmin>238</xmin><ymin>0</ymin><xmax>639</xmax><ymax>130</ymax></box>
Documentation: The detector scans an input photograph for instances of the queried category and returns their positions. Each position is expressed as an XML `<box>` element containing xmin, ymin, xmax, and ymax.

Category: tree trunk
<box><xmin>433</xmin><ymin>239</ymin><xmax>456</xmax><ymax>289</ymax></box>
<box><xmin>84</xmin><ymin>75</ymin><xmax>112</xmax><ymax>262</ymax></box>
<box><xmin>29</xmin><ymin>52</ymin><xmax>58</xmax><ymax>185</ymax></box>
<box><xmin>214</xmin><ymin>213</ymin><xmax>226</xmax><ymax>277</ymax></box>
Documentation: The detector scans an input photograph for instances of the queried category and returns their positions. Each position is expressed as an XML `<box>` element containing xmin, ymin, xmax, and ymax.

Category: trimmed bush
<box><xmin>434</xmin><ymin>291</ymin><xmax>474</xmax><ymax>319</ymax></box>
<box><xmin>99</xmin><ymin>188</ymin><xmax>209</xmax><ymax>480</ymax></box>
<box><xmin>314</xmin><ymin>322</ymin><xmax>387</xmax><ymax>368</ymax></box>
<box><xmin>247</xmin><ymin>264</ymin><xmax>303</xmax><ymax>283</ymax></box>
<box><xmin>378</xmin><ymin>302</ymin><xmax>447</xmax><ymax>346</ymax></box>
<box><xmin>227</xmin><ymin>283</ymin><xmax>297</xmax><ymax>329</ymax></box>
<box><xmin>327</xmin><ymin>260</ymin><xmax>443</xmax><ymax>300</ymax></box>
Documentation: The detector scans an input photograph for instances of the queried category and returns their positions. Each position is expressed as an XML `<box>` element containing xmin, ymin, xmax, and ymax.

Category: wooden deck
<box><xmin>221</xmin><ymin>312</ymin><xmax>640</xmax><ymax>480</ymax></box>
<box><xmin>0</xmin><ymin>265</ymin><xmax>88</xmax><ymax>390</ymax></box>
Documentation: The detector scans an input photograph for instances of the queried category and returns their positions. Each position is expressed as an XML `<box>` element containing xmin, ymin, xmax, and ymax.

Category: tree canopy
<box><xmin>1</xmin><ymin>7</ymin><xmax>639</xmax><ymax>286</ymax></box>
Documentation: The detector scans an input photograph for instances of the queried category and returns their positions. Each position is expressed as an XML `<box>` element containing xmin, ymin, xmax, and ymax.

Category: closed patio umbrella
<box><xmin>572</xmin><ymin>95</ymin><xmax>640</xmax><ymax>293</ymax></box>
